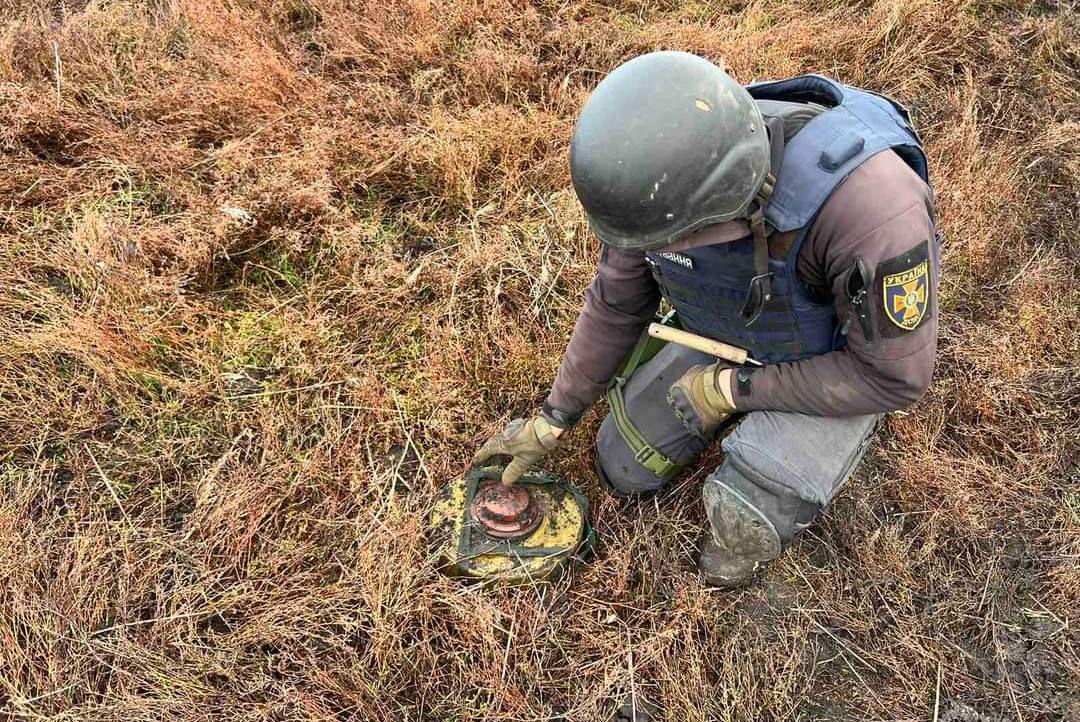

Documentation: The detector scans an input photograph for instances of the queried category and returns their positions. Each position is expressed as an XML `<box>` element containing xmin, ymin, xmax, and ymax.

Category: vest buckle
<box><xmin>740</xmin><ymin>272</ymin><xmax>774</xmax><ymax>326</ymax></box>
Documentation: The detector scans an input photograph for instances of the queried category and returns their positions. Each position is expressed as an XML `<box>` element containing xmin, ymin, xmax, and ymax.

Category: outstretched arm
<box><xmin>473</xmin><ymin>246</ymin><xmax>660</xmax><ymax>484</ymax></box>
<box><xmin>542</xmin><ymin>246</ymin><xmax>661</xmax><ymax>428</ymax></box>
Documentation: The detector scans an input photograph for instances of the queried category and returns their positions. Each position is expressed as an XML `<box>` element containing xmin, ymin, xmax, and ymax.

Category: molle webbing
<box><xmin>645</xmin><ymin>75</ymin><xmax>929</xmax><ymax>366</ymax></box>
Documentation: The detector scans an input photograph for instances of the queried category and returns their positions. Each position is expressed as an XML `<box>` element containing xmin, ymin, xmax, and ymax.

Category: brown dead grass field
<box><xmin>1</xmin><ymin>0</ymin><xmax>1078</xmax><ymax>720</ymax></box>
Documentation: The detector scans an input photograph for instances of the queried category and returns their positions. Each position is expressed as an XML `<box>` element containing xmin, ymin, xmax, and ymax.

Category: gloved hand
<box><xmin>472</xmin><ymin>416</ymin><xmax>564</xmax><ymax>484</ymax></box>
<box><xmin>666</xmin><ymin>363</ymin><xmax>737</xmax><ymax>438</ymax></box>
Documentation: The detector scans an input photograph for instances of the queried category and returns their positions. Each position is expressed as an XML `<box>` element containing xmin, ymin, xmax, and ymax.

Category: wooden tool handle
<box><xmin>647</xmin><ymin>323</ymin><xmax>753</xmax><ymax>365</ymax></box>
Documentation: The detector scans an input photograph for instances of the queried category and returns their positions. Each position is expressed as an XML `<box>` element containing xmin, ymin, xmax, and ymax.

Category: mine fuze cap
<box><xmin>570</xmin><ymin>51</ymin><xmax>771</xmax><ymax>251</ymax></box>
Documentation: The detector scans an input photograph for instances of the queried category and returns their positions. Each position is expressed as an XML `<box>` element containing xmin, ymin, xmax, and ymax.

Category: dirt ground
<box><xmin>1</xmin><ymin>1</ymin><xmax>1078</xmax><ymax>720</ymax></box>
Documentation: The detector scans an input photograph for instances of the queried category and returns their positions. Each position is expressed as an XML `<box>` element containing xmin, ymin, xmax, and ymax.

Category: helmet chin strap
<box><xmin>741</xmin><ymin>116</ymin><xmax>786</xmax><ymax>326</ymax></box>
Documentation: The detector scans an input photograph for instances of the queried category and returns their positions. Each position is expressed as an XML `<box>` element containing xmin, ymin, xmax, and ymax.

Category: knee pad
<box><xmin>595</xmin><ymin>341</ymin><xmax>719</xmax><ymax>497</ymax></box>
<box><xmin>594</xmin><ymin>415</ymin><xmax>667</xmax><ymax>497</ymax></box>
<box><xmin>594</xmin><ymin>455</ymin><xmax>630</xmax><ymax>499</ymax></box>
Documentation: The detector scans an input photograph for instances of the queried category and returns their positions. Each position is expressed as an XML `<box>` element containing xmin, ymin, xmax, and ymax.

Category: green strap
<box><xmin>612</xmin><ymin>325</ymin><xmax>654</xmax><ymax>385</ymax></box>
<box><xmin>608</xmin><ymin>309</ymin><xmax>679</xmax><ymax>389</ymax></box>
<box><xmin>603</xmin><ymin>312</ymin><xmax>685</xmax><ymax>481</ymax></box>
<box><xmin>607</xmin><ymin>379</ymin><xmax>684</xmax><ymax>480</ymax></box>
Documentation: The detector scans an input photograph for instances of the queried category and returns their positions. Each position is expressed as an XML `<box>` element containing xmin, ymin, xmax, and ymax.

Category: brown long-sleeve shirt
<box><xmin>544</xmin><ymin>150</ymin><xmax>939</xmax><ymax>424</ymax></box>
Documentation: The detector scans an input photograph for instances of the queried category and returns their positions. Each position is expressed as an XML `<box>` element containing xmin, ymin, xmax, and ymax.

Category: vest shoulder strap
<box><xmin>747</xmin><ymin>74</ymin><xmax>930</xmax><ymax>233</ymax></box>
<box><xmin>754</xmin><ymin>98</ymin><xmax>827</xmax><ymax>142</ymax></box>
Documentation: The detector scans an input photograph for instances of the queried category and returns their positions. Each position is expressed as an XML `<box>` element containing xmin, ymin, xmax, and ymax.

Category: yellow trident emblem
<box><xmin>882</xmin><ymin>260</ymin><xmax>929</xmax><ymax>330</ymax></box>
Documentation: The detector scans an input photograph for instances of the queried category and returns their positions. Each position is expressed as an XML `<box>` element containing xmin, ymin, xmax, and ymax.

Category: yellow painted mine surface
<box><xmin>431</xmin><ymin>472</ymin><xmax>587</xmax><ymax>584</ymax></box>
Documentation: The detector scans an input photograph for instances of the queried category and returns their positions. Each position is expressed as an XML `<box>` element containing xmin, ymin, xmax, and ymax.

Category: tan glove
<box><xmin>472</xmin><ymin>416</ymin><xmax>564</xmax><ymax>484</ymax></box>
<box><xmin>667</xmin><ymin>363</ymin><xmax>737</xmax><ymax>438</ymax></box>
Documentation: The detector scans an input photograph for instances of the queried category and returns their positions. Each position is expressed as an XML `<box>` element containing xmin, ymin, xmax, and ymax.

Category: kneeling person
<box><xmin>474</xmin><ymin>52</ymin><xmax>940</xmax><ymax>587</ymax></box>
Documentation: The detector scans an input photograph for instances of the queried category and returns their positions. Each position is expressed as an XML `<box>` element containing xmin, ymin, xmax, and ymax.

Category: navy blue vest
<box><xmin>645</xmin><ymin>75</ymin><xmax>931</xmax><ymax>364</ymax></box>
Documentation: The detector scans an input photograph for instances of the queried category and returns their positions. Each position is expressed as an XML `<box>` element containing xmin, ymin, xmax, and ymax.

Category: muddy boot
<box><xmin>697</xmin><ymin>477</ymin><xmax>782</xmax><ymax>588</ymax></box>
<box><xmin>696</xmin><ymin>531</ymin><xmax>769</xmax><ymax>588</ymax></box>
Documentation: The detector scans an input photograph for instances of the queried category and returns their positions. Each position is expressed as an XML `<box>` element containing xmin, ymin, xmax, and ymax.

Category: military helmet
<box><xmin>570</xmin><ymin>52</ymin><xmax>770</xmax><ymax>251</ymax></box>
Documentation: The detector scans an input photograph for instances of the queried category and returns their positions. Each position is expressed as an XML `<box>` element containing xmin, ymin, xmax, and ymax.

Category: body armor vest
<box><xmin>645</xmin><ymin>75</ymin><xmax>931</xmax><ymax>364</ymax></box>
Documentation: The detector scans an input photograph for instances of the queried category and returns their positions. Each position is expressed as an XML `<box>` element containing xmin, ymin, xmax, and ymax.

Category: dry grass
<box><xmin>1</xmin><ymin>0</ymin><xmax>1078</xmax><ymax>720</ymax></box>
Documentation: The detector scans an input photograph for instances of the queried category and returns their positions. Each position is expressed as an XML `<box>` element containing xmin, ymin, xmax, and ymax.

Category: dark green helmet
<box><xmin>570</xmin><ymin>52</ymin><xmax>770</xmax><ymax>251</ymax></box>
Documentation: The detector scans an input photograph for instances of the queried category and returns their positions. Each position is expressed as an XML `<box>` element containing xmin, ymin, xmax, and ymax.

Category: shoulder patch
<box><xmin>876</xmin><ymin>240</ymin><xmax>931</xmax><ymax>336</ymax></box>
